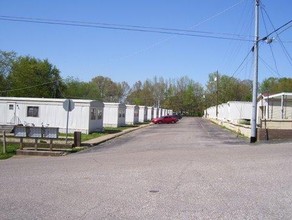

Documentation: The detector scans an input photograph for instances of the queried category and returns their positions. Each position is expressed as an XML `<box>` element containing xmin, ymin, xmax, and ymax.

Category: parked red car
<box><xmin>151</xmin><ymin>115</ymin><xmax>178</xmax><ymax>124</ymax></box>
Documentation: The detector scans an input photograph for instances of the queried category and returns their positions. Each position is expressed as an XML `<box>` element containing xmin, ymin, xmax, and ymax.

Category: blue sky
<box><xmin>0</xmin><ymin>0</ymin><xmax>291</xmax><ymax>87</ymax></box>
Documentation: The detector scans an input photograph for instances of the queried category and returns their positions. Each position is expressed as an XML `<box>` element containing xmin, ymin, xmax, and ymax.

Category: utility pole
<box><xmin>53</xmin><ymin>79</ymin><xmax>59</xmax><ymax>98</ymax></box>
<box><xmin>216</xmin><ymin>71</ymin><xmax>219</xmax><ymax>119</ymax></box>
<box><xmin>250</xmin><ymin>0</ymin><xmax>260</xmax><ymax>143</ymax></box>
<box><xmin>214</xmin><ymin>71</ymin><xmax>219</xmax><ymax>119</ymax></box>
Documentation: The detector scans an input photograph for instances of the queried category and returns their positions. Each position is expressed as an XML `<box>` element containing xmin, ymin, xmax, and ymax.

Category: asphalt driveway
<box><xmin>1</xmin><ymin>117</ymin><xmax>292</xmax><ymax>219</ymax></box>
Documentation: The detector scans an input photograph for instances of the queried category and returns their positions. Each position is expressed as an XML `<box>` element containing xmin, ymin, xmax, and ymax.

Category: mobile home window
<box><xmin>90</xmin><ymin>108</ymin><xmax>97</xmax><ymax>120</ymax></box>
<box><xmin>9</xmin><ymin>104</ymin><xmax>14</xmax><ymax>110</ymax></box>
<box><xmin>97</xmin><ymin>110</ymin><xmax>103</xmax><ymax>119</ymax></box>
<box><xmin>27</xmin><ymin>106</ymin><xmax>39</xmax><ymax>117</ymax></box>
<box><xmin>119</xmin><ymin>111</ymin><xmax>125</xmax><ymax>118</ymax></box>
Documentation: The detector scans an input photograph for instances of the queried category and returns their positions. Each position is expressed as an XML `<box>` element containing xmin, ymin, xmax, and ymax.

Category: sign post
<box><xmin>2</xmin><ymin>131</ymin><xmax>6</xmax><ymax>154</ymax></box>
<box><xmin>63</xmin><ymin>99</ymin><xmax>75</xmax><ymax>143</ymax></box>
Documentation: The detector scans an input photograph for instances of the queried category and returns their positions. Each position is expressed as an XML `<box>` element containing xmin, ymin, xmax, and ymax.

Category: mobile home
<box><xmin>257</xmin><ymin>92</ymin><xmax>292</xmax><ymax>129</ymax></box>
<box><xmin>153</xmin><ymin>107</ymin><xmax>158</xmax><ymax>119</ymax></box>
<box><xmin>103</xmin><ymin>102</ymin><xmax>126</xmax><ymax>127</ymax></box>
<box><xmin>138</xmin><ymin>106</ymin><xmax>147</xmax><ymax>123</ymax></box>
<box><xmin>0</xmin><ymin>97</ymin><xmax>104</xmax><ymax>134</ymax></box>
<box><xmin>147</xmin><ymin>106</ymin><xmax>153</xmax><ymax>120</ymax></box>
<box><xmin>227</xmin><ymin>101</ymin><xmax>252</xmax><ymax>123</ymax></box>
<box><xmin>204</xmin><ymin>101</ymin><xmax>252</xmax><ymax>123</ymax></box>
<box><xmin>125</xmin><ymin>104</ymin><xmax>139</xmax><ymax>125</ymax></box>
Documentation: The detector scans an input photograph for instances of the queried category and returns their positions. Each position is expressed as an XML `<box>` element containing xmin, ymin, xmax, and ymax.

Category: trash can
<box><xmin>74</xmin><ymin>131</ymin><xmax>81</xmax><ymax>147</ymax></box>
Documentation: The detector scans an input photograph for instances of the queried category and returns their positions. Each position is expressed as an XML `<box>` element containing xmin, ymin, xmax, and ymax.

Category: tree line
<box><xmin>1</xmin><ymin>50</ymin><xmax>292</xmax><ymax>116</ymax></box>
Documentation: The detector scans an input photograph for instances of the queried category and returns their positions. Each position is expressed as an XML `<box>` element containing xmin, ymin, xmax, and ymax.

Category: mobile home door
<box><xmin>6</xmin><ymin>102</ymin><xmax>17</xmax><ymax>124</ymax></box>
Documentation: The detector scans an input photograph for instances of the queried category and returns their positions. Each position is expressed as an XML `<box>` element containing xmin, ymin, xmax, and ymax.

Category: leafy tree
<box><xmin>127</xmin><ymin>79</ymin><xmax>162</xmax><ymax>106</ymax></box>
<box><xmin>90</xmin><ymin>76</ymin><xmax>123</xmax><ymax>102</ymax></box>
<box><xmin>276</xmin><ymin>78</ymin><xmax>292</xmax><ymax>92</ymax></box>
<box><xmin>205</xmin><ymin>72</ymin><xmax>219</xmax><ymax>107</ymax></box>
<box><xmin>126</xmin><ymin>76</ymin><xmax>204</xmax><ymax>116</ymax></box>
<box><xmin>0</xmin><ymin>50</ymin><xmax>16</xmax><ymax>76</ymax></box>
<box><xmin>139</xmin><ymin>80</ymin><xmax>156</xmax><ymax>106</ymax></box>
<box><xmin>163</xmin><ymin>82</ymin><xmax>176</xmax><ymax>110</ymax></box>
<box><xmin>237</xmin><ymin>79</ymin><xmax>253</xmax><ymax>101</ymax></box>
<box><xmin>64</xmin><ymin>76</ymin><xmax>129</xmax><ymax>102</ymax></box>
<box><xmin>0</xmin><ymin>50</ymin><xmax>17</xmax><ymax>95</ymax></box>
<box><xmin>116</xmin><ymin>81</ymin><xmax>130</xmax><ymax>103</ymax></box>
<box><xmin>260</xmin><ymin>77</ymin><xmax>292</xmax><ymax>94</ymax></box>
<box><xmin>63</xmin><ymin>77</ymin><xmax>93</xmax><ymax>99</ymax></box>
<box><xmin>152</xmin><ymin>77</ymin><xmax>167</xmax><ymax>108</ymax></box>
<box><xmin>7</xmin><ymin>56</ymin><xmax>63</xmax><ymax>98</ymax></box>
<box><xmin>205</xmin><ymin>72</ymin><xmax>252</xmax><ymax>108</ymax></box>
<box><xmin>126</xmin><ymin>81</ymin><xmax>143</xmax><ymax>105</ymax></box>
<box><xmin>0</xmin><ymin>72</ymin><xmax>5</xmax><ymax>95</ymax></box>
<box><xmin>171</xmin><ymin>76</ymin><xmax>204</xmax><ymax>115</ymax></box>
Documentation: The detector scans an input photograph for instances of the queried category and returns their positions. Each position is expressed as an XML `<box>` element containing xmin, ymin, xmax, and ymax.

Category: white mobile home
<box><xmin>0</xmin><ymin>97</ymin><xmax>104</xmax><ymax>134</ymax></box>
<box><xmin>217</xmin><ymin>103</ymin><xmax>228</xmax><ymax>122</ymax></box>
<box><xmin>103</xmin><ymin>102</ymin><xmax>126</xmax><ymax>127</ymax></box>
<box><xmin>138</xmin><ymin>106</ymin><xmax>147</xmax><ymax>123</ymax></box>
<box><xmin>258</xmin><ymin>93</ymin><xmax>292</xmax><ymax>120</ymax></box>
<box><xmin>125</xmin><ymin>105</ymin><xmax>139</xmax><ymax>125</ymax></box>
<box><xmin>204</xmin><ymin>106</ymin><xmax>216</xmax><ymax>119</ymax></box>
<box><xmin>161</xmin><ymin>108</ymin><xmax>164</xmax><ymax>116</ymax></box>
<box><xmin>204</xmin><ymin>101</ymin><xmax>252</xmax><ymax>123</ymax></box>
<box><xmin>227</xmin><ymin>101</ymin><xmax>252</xmax><ymax>123</ymax></box>
<box><xmin>147</xmin><ymin>106</ymin><xmax>153</xmax><ymax>120</ymax></box>
<box><xmin>257</xmin><ymin>92</ymin><xmax>292</xmax><ymax>129</ymax></box>
<box><xmin>153</xmin><ymin>107</ymin><xmax>158</xmax><ymax>119</ymax></box>
<box><xmin>162</xmin><ymin>109</ymin><xmax>168</xmax><ymax>116</ymax></box>
<box><xmin>157</xmin><ymin>108</ymin><xmax>162</xmax><ymax>117</ymax></box>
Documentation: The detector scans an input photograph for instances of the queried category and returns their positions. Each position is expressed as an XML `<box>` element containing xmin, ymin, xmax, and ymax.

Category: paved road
<box><xmin>1</xmin><ymin>117</ymin><xmax>292</xmax><ymax>219</ymax></box>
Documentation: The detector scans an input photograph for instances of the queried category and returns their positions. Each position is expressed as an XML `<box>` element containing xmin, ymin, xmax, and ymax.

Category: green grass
<box><xmin>58</xmin><ymin>133</ymin><xmax>74</xmax><ymax>138</ymax></box>
<box><xmin>59</xmin><ymin>126</ymin><xmax>137</xmax><ymax>142</ymax></box>
<box><xmin>81</xmin><ymin>132</ymin><xmax>105</xmax><ymax>141</ymax></box>
<box><xmin>0</xmin><ymin>143</ymin><xmax>19</xmax><ymax>160</ymax></box>
<box><xmin>0</xmin><ymin>124</ymin><xmax>145</xmax><ymax>159</ymax></box>
<box><xmin>81</xmin><ymin>126</ymin><xmax>137</xmax><ymax>141</ymax></box>
<box><xmin>69</xmin><ymin>147</ymin><xmax>86</xmax><ymax>153</ymax></box>
<box><xmin>238</xmin><ymin>119</ymin><xmax>251</xmax><ymax>125</ymax></box>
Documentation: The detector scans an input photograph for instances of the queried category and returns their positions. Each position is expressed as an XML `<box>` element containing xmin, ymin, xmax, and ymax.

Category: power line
<box><xmin>0</xmin><ymin>15</ymin><xmax>253</xmax><ymax>42</ymax></box>
<box><xmin>231</xmin><ymin>12</ymin><xmax>292</xmax><ymax>80</ymax></box>
<box><xmin>0</xmin><ymin>15</ymin><xmax>252</xmax><ymax>38</ymax></box>
<box><xmin>260</xmin><ymin>7</ymin><xmax>292</xmax><ymax>67</ymax></box>
<box><xmin>258</xmin><ymin>56</ymin><xmax>282</xmax><ymax>78</ymax></box>
<box><xmin>220</xmin><ymin>0</ymin><xmax>254</xmax><ymax>79</ymax></box>
<box><xmin>260</xmin><ymin>6</ymin><xmax>280</xmax><ymax>76</ymax></box>
<box><xmin>99</xmin><ymin>0</ymin><xmax>250</xmax><ymax>67</ymax></box>
<box><xmin>0</xmin><ymin>79</ymin><xmax>59</xmax><ymax>94</ymax></box>
<box><xmin>231</xmin><ymin>49</ymin><xmax>253</xmax><ymax>78</ymax></box>
<box><xmin>259</xmin><ymin>7</ymin><xmax>292</xmax><ymax>41</ymax></box>
<box><xmin>260</xmin><ymin>19</ymin><xmax>292</xmax><ymax>41</ymax></box>
<box><xmin>278</xmin><ymin>24</ymin><xmax>292</xmax><ymax>36</ymax></box>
